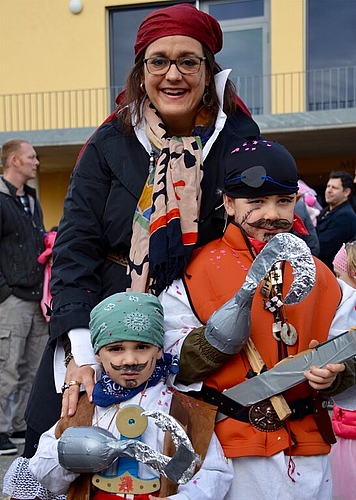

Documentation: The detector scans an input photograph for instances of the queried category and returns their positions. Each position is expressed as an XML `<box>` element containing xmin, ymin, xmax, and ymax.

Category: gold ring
<box><xmin>68</xmin><ymin>380</ymin><xmax>81</xmax><ymax>387</ymax></box>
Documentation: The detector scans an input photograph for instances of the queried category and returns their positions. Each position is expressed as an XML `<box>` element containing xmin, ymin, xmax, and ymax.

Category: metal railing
<box><xmin>0</xmin><ymin>87</ymin><xmax>121</xmax><ymax>132</ymax></box>
<box><xmin>1</xmin><ymin>66</ymin><xmax>355</xmax><ymax>132</ymax></box>
<box><xmin>234</xmin><ymin>65</ymin><xmax>356</xmax><ymax>116</ymax></box>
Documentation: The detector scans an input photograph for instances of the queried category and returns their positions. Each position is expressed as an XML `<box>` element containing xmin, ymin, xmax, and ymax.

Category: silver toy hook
<box><xmin>244</xmin><ymin>232</ymin><xmax>316</xmax><ymax>304</ymax></box>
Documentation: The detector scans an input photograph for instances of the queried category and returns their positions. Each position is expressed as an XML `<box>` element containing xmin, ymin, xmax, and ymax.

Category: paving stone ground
<box><xmin>0</xmin><ymin>443</ymin><xmax>24</xmax><ymax>500</ymax></box>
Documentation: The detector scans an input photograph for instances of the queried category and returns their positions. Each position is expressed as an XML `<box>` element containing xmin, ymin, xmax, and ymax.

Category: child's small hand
<box><xmin>304</xmin><ymin>363</ymin><xmax>345</xmax><ymax>390</ymax></box>
<box><xmin>303</xmin><ymin>338</ymin><xmax>345</xmax><ymax>390</ymax></box>
<box><xmin>149</xmin><ymin>496</ymin><xmax>169</xmax><ymax>500</ymax></box>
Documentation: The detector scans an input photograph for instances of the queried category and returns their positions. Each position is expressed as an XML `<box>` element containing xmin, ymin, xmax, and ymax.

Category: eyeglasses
<box><xmin>143</xmin><ymin>56</ymin><xmax>206</xmax><ymax>75</ymax></box>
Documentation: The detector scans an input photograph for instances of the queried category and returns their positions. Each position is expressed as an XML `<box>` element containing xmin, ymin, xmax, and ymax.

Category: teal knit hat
<box><xmin>90</xmin><ymin>292</ymin><xmax>164</xmax><ymax>353</ymax></box>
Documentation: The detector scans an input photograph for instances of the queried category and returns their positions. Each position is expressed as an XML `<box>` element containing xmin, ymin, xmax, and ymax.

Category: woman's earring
<box><xmin>202</xmin><ymin>86</ymin><xmax>212</xmax><ymax>106</ymax></box>
<box><xmin>140</xmin><ymin>82</ymin><xmax>146</xmax><ymax>93</ymax></box>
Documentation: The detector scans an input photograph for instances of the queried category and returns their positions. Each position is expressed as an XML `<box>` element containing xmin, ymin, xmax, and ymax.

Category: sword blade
<box><xmin>216</xmin><ymin>328</ymin><xmax>356</xmax><ymax>422</ymax></box>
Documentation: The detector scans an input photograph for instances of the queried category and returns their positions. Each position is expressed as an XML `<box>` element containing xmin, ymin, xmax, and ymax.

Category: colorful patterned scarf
<box><xmin>127</xmin><ymin>100</ymin><xmax>205</xmax><ymax>296</ymax></box>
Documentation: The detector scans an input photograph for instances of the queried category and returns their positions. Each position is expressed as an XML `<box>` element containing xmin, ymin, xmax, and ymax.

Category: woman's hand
<box><xmin>61</xmin><ymin>358</ymin><xmax>95</xmax><ymax>417</ymax></box>
<box><xmin>303</xmin><ymin>339</ymin><xmax>345</xmax><ymax>390</ymax></box>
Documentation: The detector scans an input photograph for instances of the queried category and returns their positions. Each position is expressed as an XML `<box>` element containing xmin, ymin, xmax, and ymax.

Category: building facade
<box><xmin>0</xmin><ymin>0</ymin><xmax>355</xmax><ymax>229</ymax></box>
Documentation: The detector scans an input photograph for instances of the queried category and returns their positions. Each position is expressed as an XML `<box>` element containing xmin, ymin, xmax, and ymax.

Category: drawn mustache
<box><xmin>110</xmin><ymin>361</ymin><xmax>148</xmax><ymax>372</ymax></box>
<box><xmin>247</xmin><ymin>218</ymin><xmax>292</xmax><ymax>230</ymax></box>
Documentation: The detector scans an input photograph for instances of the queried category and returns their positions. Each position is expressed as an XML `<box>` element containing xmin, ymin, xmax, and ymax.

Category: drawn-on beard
<box><xmin>110</xmin><ymin>361</ymin><xmax>148</xmax><ymax>388</ymax></box>
<box><xmin>124</xmin><ymin>379</ymin><xmax>138</xmax><ymax>388</ymax></box>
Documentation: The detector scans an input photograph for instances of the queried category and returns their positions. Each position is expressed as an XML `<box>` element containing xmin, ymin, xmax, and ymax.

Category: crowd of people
<box><xmin>1</xmin><ymin>4</ymin><xmax>356</xmax><ymax>500</ymax></box>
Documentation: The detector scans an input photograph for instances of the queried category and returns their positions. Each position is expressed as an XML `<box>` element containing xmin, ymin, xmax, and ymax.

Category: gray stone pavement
<box><xmin>0</xmin><ymin>443</ymin><xmax>24</xmax><ymax>500</ymax></box>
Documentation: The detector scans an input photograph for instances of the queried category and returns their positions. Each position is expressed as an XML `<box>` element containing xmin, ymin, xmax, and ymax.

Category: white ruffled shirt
<box><xmin>29</xmin><ymin>381</ymin><xmax>232</xmax><ymax>499</ymax></box>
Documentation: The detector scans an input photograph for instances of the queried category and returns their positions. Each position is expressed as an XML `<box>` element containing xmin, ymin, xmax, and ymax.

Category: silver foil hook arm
<box><xmin>58</xmin><ymin>409</ymin><xmax>199</xmax><ymax>485</ymax></box>
<box><xmin>205</xmin><ymin>233</ymin><xmax>316</xmax><ymax>354</ymax></box>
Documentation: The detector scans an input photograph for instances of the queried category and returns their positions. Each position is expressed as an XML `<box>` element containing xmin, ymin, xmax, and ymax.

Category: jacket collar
<box><xmin>0</xmin><ymin>176</ymin><xmax>37</xmax><ymax>199</ymax></box>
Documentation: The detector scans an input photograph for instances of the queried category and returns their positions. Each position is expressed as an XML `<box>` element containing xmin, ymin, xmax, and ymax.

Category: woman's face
<box><xmin>142</xmin><ymin>35</ymin><xmax>210</xmax><ymax>136</ymax></box>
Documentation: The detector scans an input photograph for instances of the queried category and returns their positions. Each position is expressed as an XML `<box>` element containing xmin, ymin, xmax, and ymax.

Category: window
<box><xmin>209</xmin><ymin>0</ymin><xmax>264</xmax><ymax>20</ymax></box>
<box><xmin>307</xmin><ymin>0</ymin><xmax>356</xmax><ymax>110</ymax></box>
<box><xmin>204</xmin><ymin>0</ymin><xmax>269</xmax><ymax>114</ymax></box>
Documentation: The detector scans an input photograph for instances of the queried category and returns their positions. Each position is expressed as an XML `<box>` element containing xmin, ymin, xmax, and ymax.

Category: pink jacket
<box><xmin>332</xmin><ymin>405</ymin><xmax>356</xmax><ymax>439</ymax></box>
<box><xmin>37</xmin><ymin>230</ymin><xmax>57</xmax><ymax>322</ymax></box>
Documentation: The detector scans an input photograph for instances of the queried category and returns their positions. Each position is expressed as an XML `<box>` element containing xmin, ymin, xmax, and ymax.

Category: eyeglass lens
<box><xmin>145</xmin><ymin>57</ymin><xmax>204</xmax><ymax>75</ymax></box>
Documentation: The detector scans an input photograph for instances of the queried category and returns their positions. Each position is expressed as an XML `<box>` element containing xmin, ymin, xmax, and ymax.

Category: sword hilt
<box><xmin>244</xmin><ymin>339</ymin><xmax>291</xmax><ymax>421</ymax></box>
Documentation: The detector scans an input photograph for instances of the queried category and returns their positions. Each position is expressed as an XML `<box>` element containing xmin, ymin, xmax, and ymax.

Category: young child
<box><xmin>159</xmin><ymin>138</ymin><xmax>354</xmax><ymax>500</ymax></box>
<box><xmin>329</xmin><ymin>242</ymin><xmax>356</xmax><ymax>500</ymax></box>
<box><xmin>3</xmin><ymin>292</ymin><xmax>232</xmax><ymax>500</ymax></box>
<box><xmin>297</xmin><ymin>179</ymin><xmax>322</xmax><ymax>226</ymax></box>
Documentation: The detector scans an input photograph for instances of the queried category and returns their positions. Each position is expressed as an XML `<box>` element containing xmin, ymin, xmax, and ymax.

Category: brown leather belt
<box><xmin>200</xmin><ymin>385</ymin><xmax>313</xmax><ymax>426</ymax></box>
<box><xmin>197</xmin><ymin>385</ymin><xmax>335</xmax><ymax>443</ymax></box>
<box><xmin>106</xmin><ymin>251</ymin><xmax>129</xmax><ymax>267</ymax></box>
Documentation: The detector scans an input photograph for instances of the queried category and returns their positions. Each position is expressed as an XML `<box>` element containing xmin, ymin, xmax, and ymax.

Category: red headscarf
<box><xmin>134</xmin><ymin>3</ymin><xmax>223</xmax><ymax>61</ymax></box>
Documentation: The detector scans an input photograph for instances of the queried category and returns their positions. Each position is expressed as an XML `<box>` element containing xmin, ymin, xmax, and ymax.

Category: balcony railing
<box><xmin>1</xmin><ymin>66</ymin><xmax>355</xmax><ymax>132</ymax></box>
<box><xmin>234</xmin><ymin>65</ymin><xmax>356</xmax><ymax>115</ymax></box>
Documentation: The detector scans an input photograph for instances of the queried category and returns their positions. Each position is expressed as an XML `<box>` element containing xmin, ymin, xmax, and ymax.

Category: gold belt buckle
<box><xmin>248</xmin><ymin>400</ymin><xmax>283</xmax><ymax>432</ymax></box>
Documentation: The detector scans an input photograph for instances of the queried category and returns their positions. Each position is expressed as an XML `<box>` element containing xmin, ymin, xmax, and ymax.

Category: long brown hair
<box><xmin>118</xmin><ymin>47</ymin><xmax>238</xmax><ymax>132</ymax></box>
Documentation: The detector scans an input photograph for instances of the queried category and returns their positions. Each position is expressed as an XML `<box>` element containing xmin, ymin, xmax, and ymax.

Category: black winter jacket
<box><xmin>50</xmin><ymin>109</ymin><xmax>260</xmax><ymax>340</ymax></box>
<box><xmin>317</xmin><ymin>200</ymin><xmax>356</xmax><ymax>270</ymax></box>
<box><xmin>0</xmin><ymin>177</ymin><xmax>45</xmax><ymax>302</ymax></box>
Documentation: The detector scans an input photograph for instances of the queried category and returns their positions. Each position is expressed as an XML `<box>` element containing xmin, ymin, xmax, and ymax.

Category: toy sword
<box><xmin>216</xmin><ymin>328</ymin><xmax>356</xmax><ymax>422</ymax></box>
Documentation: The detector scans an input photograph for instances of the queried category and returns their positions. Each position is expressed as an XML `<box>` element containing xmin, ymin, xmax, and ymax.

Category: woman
<box><xmin>24</xmin><ymin>3</ymin><xmax>261</xmax><ymax>458</ymax></box>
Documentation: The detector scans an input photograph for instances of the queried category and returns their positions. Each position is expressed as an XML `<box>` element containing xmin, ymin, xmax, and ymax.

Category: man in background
<box><xmin>0</xmin><ymin>139</ymin><xmax>48</xmax><ymax>455</ymax></box>
<box><xmin>317</xmin><ymin>170</ymin><xmax>356</xmax><ymax>270</ymax></box>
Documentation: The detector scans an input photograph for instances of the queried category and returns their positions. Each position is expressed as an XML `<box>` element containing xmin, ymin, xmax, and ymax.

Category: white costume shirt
<box><xmin>29</xmin><ymin>381</ymin><xmax>232</xmax><ymax>500</ymax></box>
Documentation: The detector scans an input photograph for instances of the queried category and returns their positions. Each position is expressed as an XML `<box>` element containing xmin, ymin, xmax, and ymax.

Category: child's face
<box><xmin>96</xmin><ymin>341</ymin><xmax>162</xmax><ymax>389</ymax></box>
<box><xmin>224</xmin><ymin>193</ymin><xmax>296</xmax><ymax>243</ymax></box>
